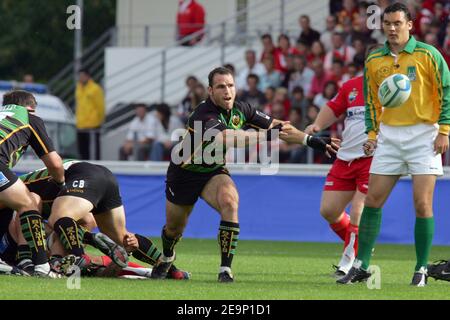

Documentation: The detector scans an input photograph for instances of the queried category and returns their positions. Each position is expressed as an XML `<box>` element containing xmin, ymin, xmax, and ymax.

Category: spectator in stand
<box><xmin>321</xmin><ymin>15</ymin><xmax>339</xmax><ymax>52</ymax></box>
<box><xmin>308</xmin><ymin>58</ymin><xmax>329</xmax><ymax>100</ymax></box>
<box><xmin>294</xmin><ymin>39</ymin><xmax>310</xmax><ymax>58</ymax></box>
<box><xmin>343</xmin><ymin>62</ymin><xmax>361</xmax><ymax>82</ymax></box>
<box><xmin>443</xmin><ymin>23</ymin><xmax>450</xmax><ymax>65</ymax></box>
<box><xmin>297</xmin><ymin>15</ymin><xmax>321</xmax><ymax>47</ymax></box>
<box><xmin>337</xmin><ymin>0</ymin><xmax>359</xmax><ymax>29</ymax></box>
<box><xmin>307</xmin><ymin>40</ymin><xmax>326</xmax><ymax>65</ymax></box>
<box><xmin>235</xmin><ymin>49</ymin><xmax>266</xmax><ymax>93</ymax></box>
<box><xmin>352</xmin><ymin>38</ymin><xmax>367</xmax><ymax>70</ymax></box>
<box><xmin>260</xmin><ymin>33</ymin><xmax>276</xmax><ymax>63</ymax></box>
<box><xmin>119</xmin><ymin>104</ymin><xmax>155</xmax><ymax>161</ymax></box>
<box><xmin>260</xmin><ymin>56</ymin><xmax>282</xmax><ymax>91</ymax></box>
<box><xmin>330</xmin><ymin>0</ymin><xmax>343</xmax><ymax>15</ymax></box>
<box><xmin>177</xmin><ymin>75</ymin><xmax>199</xmax><ymax>123</ymax></box>
<box><xmin>22</xmin><ymin>74</ymin><xmax>34</xmax><ymax>83</ymax></box>
<box><xmin>176</xmin><ymin>0</ymin><xmax>205</xmax><ymax>46</ymax></box>
<box><xmin>262</xmin><ymin>86</ymin><xmax>275</xmax><ymax>114</ymax></box>
<box><xmin>326</xmin><ymin>59</ymin><xmax>345</xmax><ymax>87</ymax></box>
<box><xmin>313</xmin><ymin>80</ymin><xmax>339</xmax><ymax>110</ymax></box>
<box><xmin>269</xmin><ymin>87</ymin><xmax>291</xmax><ymax>119</ymax></box>
<box><xmin>274</xmin><ymin>34</ymin><xmax>300</xmax><ymax>74</ymax></box>
<box><xmin>192</xmin><ymin>82</ymin><xmax>207</xmax><ymax>106</ymax></box>
<box><xmin>285</xmin><ymin>107</ymin><xmax>308</xmax><ymax>163</ymax></box>
<box><xmin>324</xmin><ymin>32</ymin><xmax>356</xmax><ymax>72</ymax></box>
<box><xmin>240</xmin><ymin>74</ymin><xmax>267</xmax><ymax>111</ymax></box>
<box><xmin>150</xmin><ymin>104</ymin><xmax>184</xmax><ymax>161</ymax></box>
<box><xmin>285</xmin><ymin>55</ymin><xmax>314</xmax><ymax>96</ymax></box>
<box><xmin>223</xmin><ymin>63</ymin><xmax>236</xmax><ymax>76</ymax></box>
<box><xmin>75</xmin><ymin>68</ymin><xmax>105</xmax><ymax>160</ymax></box>
<box><xmin>290</xmin><ymin>86</ymin><xmax>309</xmax><ymax>114</ymax></box>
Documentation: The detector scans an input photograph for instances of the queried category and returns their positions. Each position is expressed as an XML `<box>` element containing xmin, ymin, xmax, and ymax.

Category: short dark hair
<box><xmin>261</xmin><ymin>33</ymin><xmax>273</xmax><ymax>41</ymax></box>
<box><xmin>2</xmin><ymin>90</ymin><xmax>37</xmax><ymax>108</ymax></box>
<box><xmin>79</xmin><ymin>68</ymin><xmax>91</xmax><ymax>76</ymax></box>
<box><xmin>365</xmin><ymin>43</ymin><xmax>384</xmax><ymax>59</ymax></box>
<box><xmin>208</xmin><ymin>67</ymin><xmax>233</xmax><ymax>87</ymax></box>
<box><xmin>247</xmin><ymin>73</ymin><xmax>260</xmax><ymax>83</ymax></box>
<box><xmin>382</xmin><ymin>2</ymin><xmax>412</xmax><ymax>21</ymax></box>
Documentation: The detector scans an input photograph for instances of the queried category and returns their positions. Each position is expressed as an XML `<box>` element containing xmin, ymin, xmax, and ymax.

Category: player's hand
<box><xmin>363</xmin><ymin>139</ymin><xmax>377</xmax><ymax>156</ymax></box>
<box><xmin>434</xmin><ymin>133</ymin><xmax>449</xmax><ymax>155</ymax></box>
<box><xmin>304</xmin><ymin>124</ymin><xmax>321</xmax><ymax>135</ymax></box>
<box><xmin>123</xmin><ymin>233</ymin><xmax>139</xmax><ymax>252</ymax></box>
<box><xmin>305</xmin><ymin>136</ymin><xmax>340</xmax><ymax>158</ymax></box>
<box><xmin>279</xmin><ymin>124</ymin><xmax>302</xmax><ymax>144</ymax></box>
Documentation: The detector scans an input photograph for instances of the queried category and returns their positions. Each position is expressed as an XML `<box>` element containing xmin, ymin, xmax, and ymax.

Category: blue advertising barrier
<box><xmin>119</xmin><ymin>174</ymin><xmax>450</xmax><ymax>245</ymax></box>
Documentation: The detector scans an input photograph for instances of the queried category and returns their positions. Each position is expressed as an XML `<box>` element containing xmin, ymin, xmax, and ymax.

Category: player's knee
<box><xmin>319</xmin><ymin>205</ymin><xmax>336</xmax><ymax>222</ymax></box>
<box><xmin>17</xmin><ymin>194</ymin><xmax>38</xmax><ymax>213</ymax></box>
<box><xmin>219</xmin><ymin>193</ymin><xmax>239</xmax><ymax>214</ymax></box>
<box><xmin>414</xmin><ymin>200</ymin><xmax>432</xmax><ymax>217</ymax></box>
<box><xmin>364</xmin><ymin>193</ymin><xmax>383</xmax><ymax>208</ymax></box>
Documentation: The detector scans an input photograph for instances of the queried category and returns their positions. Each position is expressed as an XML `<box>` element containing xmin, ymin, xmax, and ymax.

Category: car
<box><xmin>0</xmin><ymin>81</ymin><xmax>78</xmax><ymax>158</ymax></box>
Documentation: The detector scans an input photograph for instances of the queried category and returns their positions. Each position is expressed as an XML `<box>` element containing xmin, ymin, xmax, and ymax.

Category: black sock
<box><xmin>82</xmin><ymin>230</ymin><xmax>95</xmax><ymax>246</ymax></box>
<box><xmin>19</xmin><ymin>210</ymin><xmax>48</xmax><ymax>265</ymax></box>
<box><xmin>218</xmin><ymin>221</ymin><xmax>240</xmax><ymax>268</ymax></box>
<box><xmin>161</xmin><ymin>226</ymin><xmax>181</xmax><ymax>258</ymax></box>
<box><xmin>131</xmin><ymin>234</ymin><xmax>162</xmax><ymax>266</ymax></box>
<box><xmin>53</xmin><ymin>217</ymin><xmax>85</xmax><ymax>256</ymax></box>
<box><xmin>16</xmin><ymin>244</ymin><xmax>32</xmax><ymax>263</ymax></box>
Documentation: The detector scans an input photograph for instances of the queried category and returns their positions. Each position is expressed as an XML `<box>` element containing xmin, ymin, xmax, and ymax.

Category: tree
<box><xmin>0</xmin><ymin>0</ymin><xmax>116</xmax><ymax>83</ymax></box>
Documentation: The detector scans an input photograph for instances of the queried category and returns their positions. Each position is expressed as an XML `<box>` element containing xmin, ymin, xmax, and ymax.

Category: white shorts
<box><xmin>370</xmin><ymin>123</ymin><xmax>443</xmax><ymax>176</ymax></box>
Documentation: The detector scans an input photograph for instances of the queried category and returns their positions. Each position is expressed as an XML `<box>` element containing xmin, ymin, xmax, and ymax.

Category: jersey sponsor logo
<box><xmin>255</xmin><ymin>110</ymin><xmax>270</xmax><ymax>120</ymax></box>
<box><xmin>346</xmin><ymin>107</ymin><xmax>365</xmax><ymax>120</ymax></box>
<box><xmin>0</xmin><ymin>172</ymin><xmax>10</xmax><ymax>188</ymax></box>
<box><xmin>407</xmin><ymin>66</ymin><xmax>416</xmax><ymax>81</ymax></box>
<box><xmin>348</xmin><ymin>88</ymin><xmax>358</xmax><ymax>103</ymax></box>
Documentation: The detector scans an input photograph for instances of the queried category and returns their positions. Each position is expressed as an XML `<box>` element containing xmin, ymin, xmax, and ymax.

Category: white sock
<box><xmin>219</xmin><ymin>266</ymin><xmax>232</xmax><ymax>274</ymax></box>
<box><xmin>34</xmin><ymin>263</ymin><xmax>50</xmax><ymax>273</ymax></box>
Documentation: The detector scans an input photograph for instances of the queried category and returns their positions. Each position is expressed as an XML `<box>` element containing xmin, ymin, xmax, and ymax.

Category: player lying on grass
<box><xmin>0</xmin><ymin>211</ymin><xmax>177</xmax><ymax>279</ymax></box>
<box><xmin>0</xmin><ymin>160</ymin><xmax>189</xmax><ymax>279</ymax></box>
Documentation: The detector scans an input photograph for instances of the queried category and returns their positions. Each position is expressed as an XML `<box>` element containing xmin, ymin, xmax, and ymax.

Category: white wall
<box><xmin>115</xmin><ymin>0</ymin><xmax>328</xmax><ymax>47</ymax></box>
<box><xmin>105</xmin><ymin>46</ymin><xmax>253</xmax><ymax>110</ymax></box>
<box><xmin>116</xmin><ymin>0</ymin><xmax>236</xmax><ymax>47</ymax></box>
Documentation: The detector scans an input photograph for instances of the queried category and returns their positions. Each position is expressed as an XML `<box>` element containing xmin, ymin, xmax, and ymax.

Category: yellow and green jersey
<box><xmin>364</xmin><ymin>36</ymin><xmax>450</xmax><ymax>139</ymax></box>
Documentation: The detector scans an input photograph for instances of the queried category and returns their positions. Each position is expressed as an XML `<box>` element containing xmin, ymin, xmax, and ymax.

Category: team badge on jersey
<box><xmin>0</xmin><ymin>172</ymin><xmax>9</xmax><ymax>188</ymax></box>
<box><xmin>348</xmin><ymin>88</ymin><xmax>358</xmax><ymax>103</ymax></box>
<box><xmin>231</xmin><ymin>114</ymin><xmax>241</xmax><ymax>127</ymax></box>
<box><xmin>407</xmin><ymin>66</ymin><xmax>416</xmax><ymax>81</ymax></box>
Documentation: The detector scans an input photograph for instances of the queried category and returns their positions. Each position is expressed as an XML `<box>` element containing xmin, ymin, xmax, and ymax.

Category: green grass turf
<box><xmin>1</xmin><ymin>238</ymin><xmax>449</xmax><ymax>300</ymax></box>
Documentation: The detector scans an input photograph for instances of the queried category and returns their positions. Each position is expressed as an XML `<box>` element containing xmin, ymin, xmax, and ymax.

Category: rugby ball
<box><xmin>378</xmin><ymin>73</ymin><xmax>411</xmax><ymax>108</ymax></box>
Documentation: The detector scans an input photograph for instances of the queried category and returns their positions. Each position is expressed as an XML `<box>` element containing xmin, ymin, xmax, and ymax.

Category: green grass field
<box><xmin>1</xmin><ymin>239</ymin><xmax>449</xmax><ymax>300</ymax></box>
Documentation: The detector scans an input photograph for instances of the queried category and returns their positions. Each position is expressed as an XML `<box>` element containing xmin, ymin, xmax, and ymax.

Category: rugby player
<box><xmin>150</xmin><ymin>67</ymin><xmax>338</xmax><ymax>282</ymax></box>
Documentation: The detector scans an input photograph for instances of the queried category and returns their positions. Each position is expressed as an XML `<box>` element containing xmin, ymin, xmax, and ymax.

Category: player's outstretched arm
<box><xmin>40</xmin><ymin>151</ymin><xmax>65</xmax><ymax>185</ymax></box>
<box><xmin>305</xmin><ymin>105</ymin><xmax>338</xmax><ymax>135</ymax></box>
<box><xmin>279</xmin><ymin>124</ymin><xmax>340</xmax><ymax>158</ymax></box>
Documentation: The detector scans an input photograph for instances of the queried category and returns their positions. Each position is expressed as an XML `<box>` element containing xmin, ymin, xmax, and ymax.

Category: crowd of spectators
<box><xmin>121</xmin><ymin>0</ymin><xmax>450</xmax><ymax>164</ymax></box>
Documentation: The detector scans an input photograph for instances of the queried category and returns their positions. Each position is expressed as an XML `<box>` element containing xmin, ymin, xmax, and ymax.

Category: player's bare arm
<box><xmin>305</xmin><ymin>105</ymin><xmax>338</xmax><ymax>135</ymax></box>
<box><xmin>279</xmin><ymin>123</ymin><xmax>340</xmax><ymax>157</ymax></box>
<box><xmin>40</xmin><ymin>151</ymin><xmax>65</xmax><ymax>184</ymax></box>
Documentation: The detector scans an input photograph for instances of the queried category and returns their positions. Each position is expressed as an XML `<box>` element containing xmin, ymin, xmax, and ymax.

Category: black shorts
<box><xmin>59</xmin><ymin>162</ymin><xmax>123</xmax><ymax>214</ymax></box>
<box><xmin>165</xmin><ymin>162</ymin><xmax>230</xmax><ymax>205</ymax></box>
<box><xmin>0</xmin><ymin>209</ymin><xmax>16</xmax><ymax>264</ymax></box>
<box><xmin>0</xmin><ymin>163</ymin><xmax>18</xmax><ymax>192</ymax></box>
